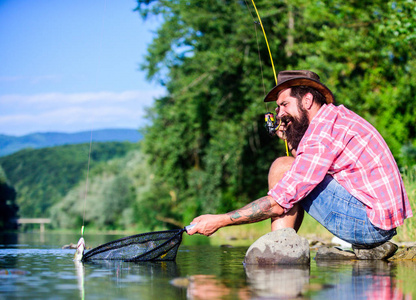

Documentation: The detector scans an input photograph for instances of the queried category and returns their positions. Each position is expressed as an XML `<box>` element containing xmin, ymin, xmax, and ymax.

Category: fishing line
<box><xmin>81</xmin><ymin>132</ymin><xmax>93</xmax><ymax>236</ymax></box>
<box><xmin>244</xmin><ymin>0</ymin><xmax>266</xmax><ymax>98</ymax></box>
<box><xmin>249</xmin><ymin>0</ymin><xmax>278</xmax><ymax>85</ymax></box>
<box><xmin>245</xmin><ymin>0</ymin><xmax>290</xmax><ymax>156</ymax></box>
<box><xmin>81</xmin><ymin>0</ymin><xmax>108</xmax><ymax>237</ymax></box>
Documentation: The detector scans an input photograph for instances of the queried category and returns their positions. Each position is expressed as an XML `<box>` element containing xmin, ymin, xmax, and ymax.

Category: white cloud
<box><xmin>0</xmin><ymin>89</ymin><xmax>165</xmax><ymax>136</ymax></box>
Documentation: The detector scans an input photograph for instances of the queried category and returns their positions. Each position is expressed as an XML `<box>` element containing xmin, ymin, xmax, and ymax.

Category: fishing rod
<box><xmin>249</xmin><ymin>0</ymin><xmax>290</xmax><ymax>156</ymax></box>
<box><xmin>74</xmin><ymin>0</ymin><xmax>108</xmax><ymax>262</ymax></box>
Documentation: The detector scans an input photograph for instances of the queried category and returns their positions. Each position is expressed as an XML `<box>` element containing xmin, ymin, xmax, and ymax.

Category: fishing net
<box><xmin>82</xmin><ymin>228</ymin><xmax>187</xmax><ymax>262</ymax></box>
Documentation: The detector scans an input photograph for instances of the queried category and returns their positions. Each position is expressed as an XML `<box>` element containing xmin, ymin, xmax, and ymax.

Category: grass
<box><xmin>397</xmin><ymin>166</ymin><xmax>416</xmax><ymax>242</ymax></box>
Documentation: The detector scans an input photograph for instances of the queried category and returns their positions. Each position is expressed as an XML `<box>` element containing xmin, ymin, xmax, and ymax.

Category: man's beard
<box><xmin>282</xmin><ymin>107</ymin><xmax>310</xmax><ymax>151</ymax></box>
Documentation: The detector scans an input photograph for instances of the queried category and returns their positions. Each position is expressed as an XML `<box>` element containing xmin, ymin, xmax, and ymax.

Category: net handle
<box><xmin>184</xmin><ymin>223</ymin><xmax>196</xmax><ymax>232</ymax></box>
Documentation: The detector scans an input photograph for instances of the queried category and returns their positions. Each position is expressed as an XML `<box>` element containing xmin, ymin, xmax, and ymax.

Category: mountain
<box><xmin>0</xmin><ymin>129</ymin><xmax>142</xmax><ymax>157</ymax></box>
<box><xmin>0</xmin><ymin>142</ymin><xmax>138</xmax><ymax>218</ymax></box>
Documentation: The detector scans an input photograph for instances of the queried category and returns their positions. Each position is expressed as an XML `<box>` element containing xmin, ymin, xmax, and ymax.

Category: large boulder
<box><xmin>244</xmin><ymin>228</ymin><xmax>310</xmax><ymax>265</ymax></box>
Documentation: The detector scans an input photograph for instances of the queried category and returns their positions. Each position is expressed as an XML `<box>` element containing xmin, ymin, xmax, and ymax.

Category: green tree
<box><xmin>286</xmin><ymin>0</ymin><xmax>416</xmax><ymax>164</ymax></box>
<box><xmin>135</xmin><ymin>0</ymin><xmax>416</xmax><ymax>226</ymax></box>
<box><xmin>0</xmin><ymin>167</ymin><xmax>18</xmax><ymax>231</ymax></box>
<box><xmin>136</xmin><ymin>0</ymin><xmax>282</xmax><ymax>227</ymax></box>
<box><xmin>0</xmin><ymin>142</ymin><xmax>137</xmax><ymax>218</ymax></box>
<box><xmin>50</xmin><ymin>150</ymin><xmax>151</xmax><ymax>231</ymax></box>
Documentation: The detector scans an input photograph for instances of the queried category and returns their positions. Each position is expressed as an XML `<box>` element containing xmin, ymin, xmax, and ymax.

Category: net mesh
<box><xmin>82</xmin><ymin>229</ymin><xmax>185</xmax><ymax>262</ymax></box>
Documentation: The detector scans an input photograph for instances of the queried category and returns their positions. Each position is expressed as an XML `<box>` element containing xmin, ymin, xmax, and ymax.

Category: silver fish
<box><xmin>74</xmin><ymin>237</ymin><xmax>85</xmax><ymax>261</ymax></box>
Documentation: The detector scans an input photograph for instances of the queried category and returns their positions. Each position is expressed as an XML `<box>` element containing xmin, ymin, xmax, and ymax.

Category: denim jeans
<box><xmin>301</xmin><ymin>175</ymin><xmax>396</xmax><ymax>246</ymax></box>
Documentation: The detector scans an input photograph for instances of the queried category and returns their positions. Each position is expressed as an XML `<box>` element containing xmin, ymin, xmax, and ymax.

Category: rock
<box><xmin>244</xmin><ymin>228</ymin><xmax>310</xmax><ymax>265</ymax></box>
<box><xmin>353</xmin><ymin>241</ymin><xmax>398</xmax><ymax>260</ymax></box>
<box><xmin>315</xmin><ymin>244</ymin><xmax>416</xmax><ymax>261</ymax></box>
<box><xmin>315</xmin><ymin>246</ymin><xmax>356</xmax><ymax>260</ymax></box>
<box><xmin>390</xmin><ymin>246</ymin><xmax>416</xmax><ymax>261</ymax></box>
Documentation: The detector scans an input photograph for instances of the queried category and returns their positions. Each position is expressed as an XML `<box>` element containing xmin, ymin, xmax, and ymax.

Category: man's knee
<box><xmin>268</xmin><ymin>156</ymin><xmax>295</xmax><ymax>189</ymax></box>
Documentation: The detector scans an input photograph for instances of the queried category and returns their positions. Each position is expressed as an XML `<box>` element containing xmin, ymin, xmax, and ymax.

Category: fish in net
<box><xmin>82</xmin><ymin>225</ymin><xmax>194</xmax><ymax>262</ymax></box>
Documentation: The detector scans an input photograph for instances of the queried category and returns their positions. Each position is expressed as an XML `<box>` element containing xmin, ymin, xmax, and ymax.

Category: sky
<box><xmin>0</xmin><ymin>0</ymin><xmax>165</xmax><ymax>136</ymax></box>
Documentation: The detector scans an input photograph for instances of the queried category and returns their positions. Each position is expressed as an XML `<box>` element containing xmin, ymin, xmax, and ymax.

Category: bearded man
<box><xmin>187</xmin><ymin>70</ymin><xmax>412</xmax><ymax>260</ymax></box>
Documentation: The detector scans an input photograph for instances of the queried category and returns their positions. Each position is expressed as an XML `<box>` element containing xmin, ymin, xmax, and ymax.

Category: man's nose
<box><xmin>276</xmin><ymin>107</ymin><xmax>285</xmax><ymax>118</ymax></box>
<box><xmin>275</xmin><ymin>106</ymin><xmax>280</xmax><ymax>116</ymax></box>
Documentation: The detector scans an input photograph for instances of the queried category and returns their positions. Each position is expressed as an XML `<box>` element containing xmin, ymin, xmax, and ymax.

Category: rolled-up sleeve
<box><xmin>268</xmin><ymin>136</ymin><xmax>335</xmax><ymax>213</ymax></box>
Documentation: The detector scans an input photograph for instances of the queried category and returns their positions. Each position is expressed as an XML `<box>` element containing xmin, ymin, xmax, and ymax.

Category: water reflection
<box><xmin>0</xmin><ymin>233</ymin><xmax>18</xmax><ymax>246</ymax></box>
<box><xmin>245</xmin><ymin>264</ymin><xmax>310</xmax><ymax>298</ymax></box>
<box><xmin>85</xmin><ymin>259</ymin><xmax>181</xmax><ymax>280</ymax></box>
<box><xmin>185</xmin><ymin>260</ymin><xmax>412</xmax><ymax>300</ymax></box>
<box><xmin>186</xmin><ymin>274</ymin><xmax>251</xmax><ymax>299</ymax></box>
<box><xmin>74</xmin><ymin>260</ymin><xmax>85</xmax><ymax>300</ymax></box>
<box><xmin>312</xmin><ymin>260</ymin><xmax>412</xmax><ymax>299</ymax></box>
<box><xmin>1</xmin><ymin>233</ymin><xmax>414</xmax><ymax>299</ymax></box>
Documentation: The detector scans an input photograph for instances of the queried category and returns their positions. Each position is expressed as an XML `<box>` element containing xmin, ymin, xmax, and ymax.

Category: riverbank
<box><xmin>209</xmin><ymin>213</ymin><xmax>415</xmax><ymax>248</ymax></box>
<box><xmin>12</xmin><ymin>210</ymin><xmax>415</xmax><ymax>249</ymax></box>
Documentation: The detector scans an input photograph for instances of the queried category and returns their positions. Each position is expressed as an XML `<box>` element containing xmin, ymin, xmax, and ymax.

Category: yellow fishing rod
<box><xmin>250</xmin><ymin>0</ymin><xmax>277</xmax><ymax>84</ymax></box>
<box><xmin>250</xmin><ymin>0</ymin><xmax>290</xmax><ymax>156</ymax></box>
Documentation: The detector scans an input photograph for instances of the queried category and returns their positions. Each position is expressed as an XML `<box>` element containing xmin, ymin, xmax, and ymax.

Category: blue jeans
<box><xmin>301</xmin><ymin>175</ymin><xmax>396</xmax><ymax>246</ymax></box>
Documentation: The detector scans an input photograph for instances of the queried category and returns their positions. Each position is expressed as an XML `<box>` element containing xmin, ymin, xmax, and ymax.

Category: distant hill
<box><xmin>0</xmin><ymin>142</ymin><xmax>138</xmax><ymax>218</ymax></box>
<box><xmin>0</xmin><ymin>129</ymin><xmax>142</xmax><ymax>156</ymax></box>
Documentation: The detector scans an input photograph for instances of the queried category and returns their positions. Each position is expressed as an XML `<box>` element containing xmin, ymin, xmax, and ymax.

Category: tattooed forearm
<box><xmin>226</xmin><ymin>196</ymin><xmax>279</xmax><ymax>225</ymax></box>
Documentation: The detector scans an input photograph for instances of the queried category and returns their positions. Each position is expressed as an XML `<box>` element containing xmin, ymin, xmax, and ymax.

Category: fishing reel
<box><xmin>264</xmin><ymin>112</ymin><xmax>281</xmax><ymax>137</ymax></box>
<box><xmin>265</xmin><ymin>112</ymin><xmax>290</xmax><ymax>156</ymax></box>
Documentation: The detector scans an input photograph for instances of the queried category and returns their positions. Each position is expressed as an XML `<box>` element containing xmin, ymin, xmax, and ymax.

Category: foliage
<box><xmin>0</xmin><ymin>142</ymin><xmax>137</xmax><ymax>218</ymax></box>
<box><xmin>0</xmin><ymin>167</ymin><xmax>18</xmax><ymax>231</ymax></box>
<box><xmin>2</xmin><ymin>1</ymin><xmax>416</xmax><ymax>236</ymax></box>
<box><xmin>50</xmin><ymin>150</ymin><xmax>148</xmax><ymax>230</ymax></box>
<box><xmin>399</xmin><ymin>166</ymin><xmax>416</xmax><ymax>241</ymax></box>
<box><xmin>136</xmin><ymin>0</ymin><xmax>284</xmax><ymax>227</ymax></box>
<box><xmin>289</xmin><ymin>0</ymin><xmax>416</xmax><ymax>164</ymax></box>
<box><xmin>135</xmin><ymin>0</ymin><xmax>416</xmax><ymax>227</ymax></box>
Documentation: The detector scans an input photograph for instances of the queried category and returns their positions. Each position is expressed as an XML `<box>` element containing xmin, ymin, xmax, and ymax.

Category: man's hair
<box><xmin>290</xmin><ymin>86</ymin><xmax>326</xmax><ymax>106</ymax></box>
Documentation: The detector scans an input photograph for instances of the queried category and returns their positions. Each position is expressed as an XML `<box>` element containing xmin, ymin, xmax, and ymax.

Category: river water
<box><xmin>1</xmin><ymin>232</ymin><xmax>415</xmax><ymax>299</ymax></box>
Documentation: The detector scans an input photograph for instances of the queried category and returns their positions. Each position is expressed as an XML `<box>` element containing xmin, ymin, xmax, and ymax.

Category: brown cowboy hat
<box><xmin>263</xmin><ymin>70</ymin><xmax>334</xmax><ymax>104</ymax></box>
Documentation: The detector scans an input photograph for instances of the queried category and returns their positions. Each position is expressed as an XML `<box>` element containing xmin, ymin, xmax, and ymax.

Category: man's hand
<box><xmin>275</xmin><ymin>119</ymin><xmax>288</xmax><ymax>141</ymax></box>
<box><xmin>275</xmin><ymin>119</ymin><xmax>294</xmax><ymax>153</ymax></box>
<box><xmin>187</xmin><ymin>214</ymin><xmax>229</xmax><ymax>236</ymax></box>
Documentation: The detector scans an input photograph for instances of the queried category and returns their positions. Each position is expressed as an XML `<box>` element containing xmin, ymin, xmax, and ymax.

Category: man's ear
<box><xmin>303</xmin><ymin>93</ymin><xmax>314</xmax><ymax>110</ymax></box>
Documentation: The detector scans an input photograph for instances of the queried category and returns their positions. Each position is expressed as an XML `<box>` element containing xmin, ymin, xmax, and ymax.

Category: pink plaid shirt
<box><xmin>268</xmin><ymin>104</ymin><xmax>412</xmax><ymax>230</ymax></box>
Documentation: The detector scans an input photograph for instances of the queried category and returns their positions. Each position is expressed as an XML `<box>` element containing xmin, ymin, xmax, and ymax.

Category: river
<box><xmin>1</xmin><ymin>232</ymin><xmax>415</xmax><ymax>299</ymax></box>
